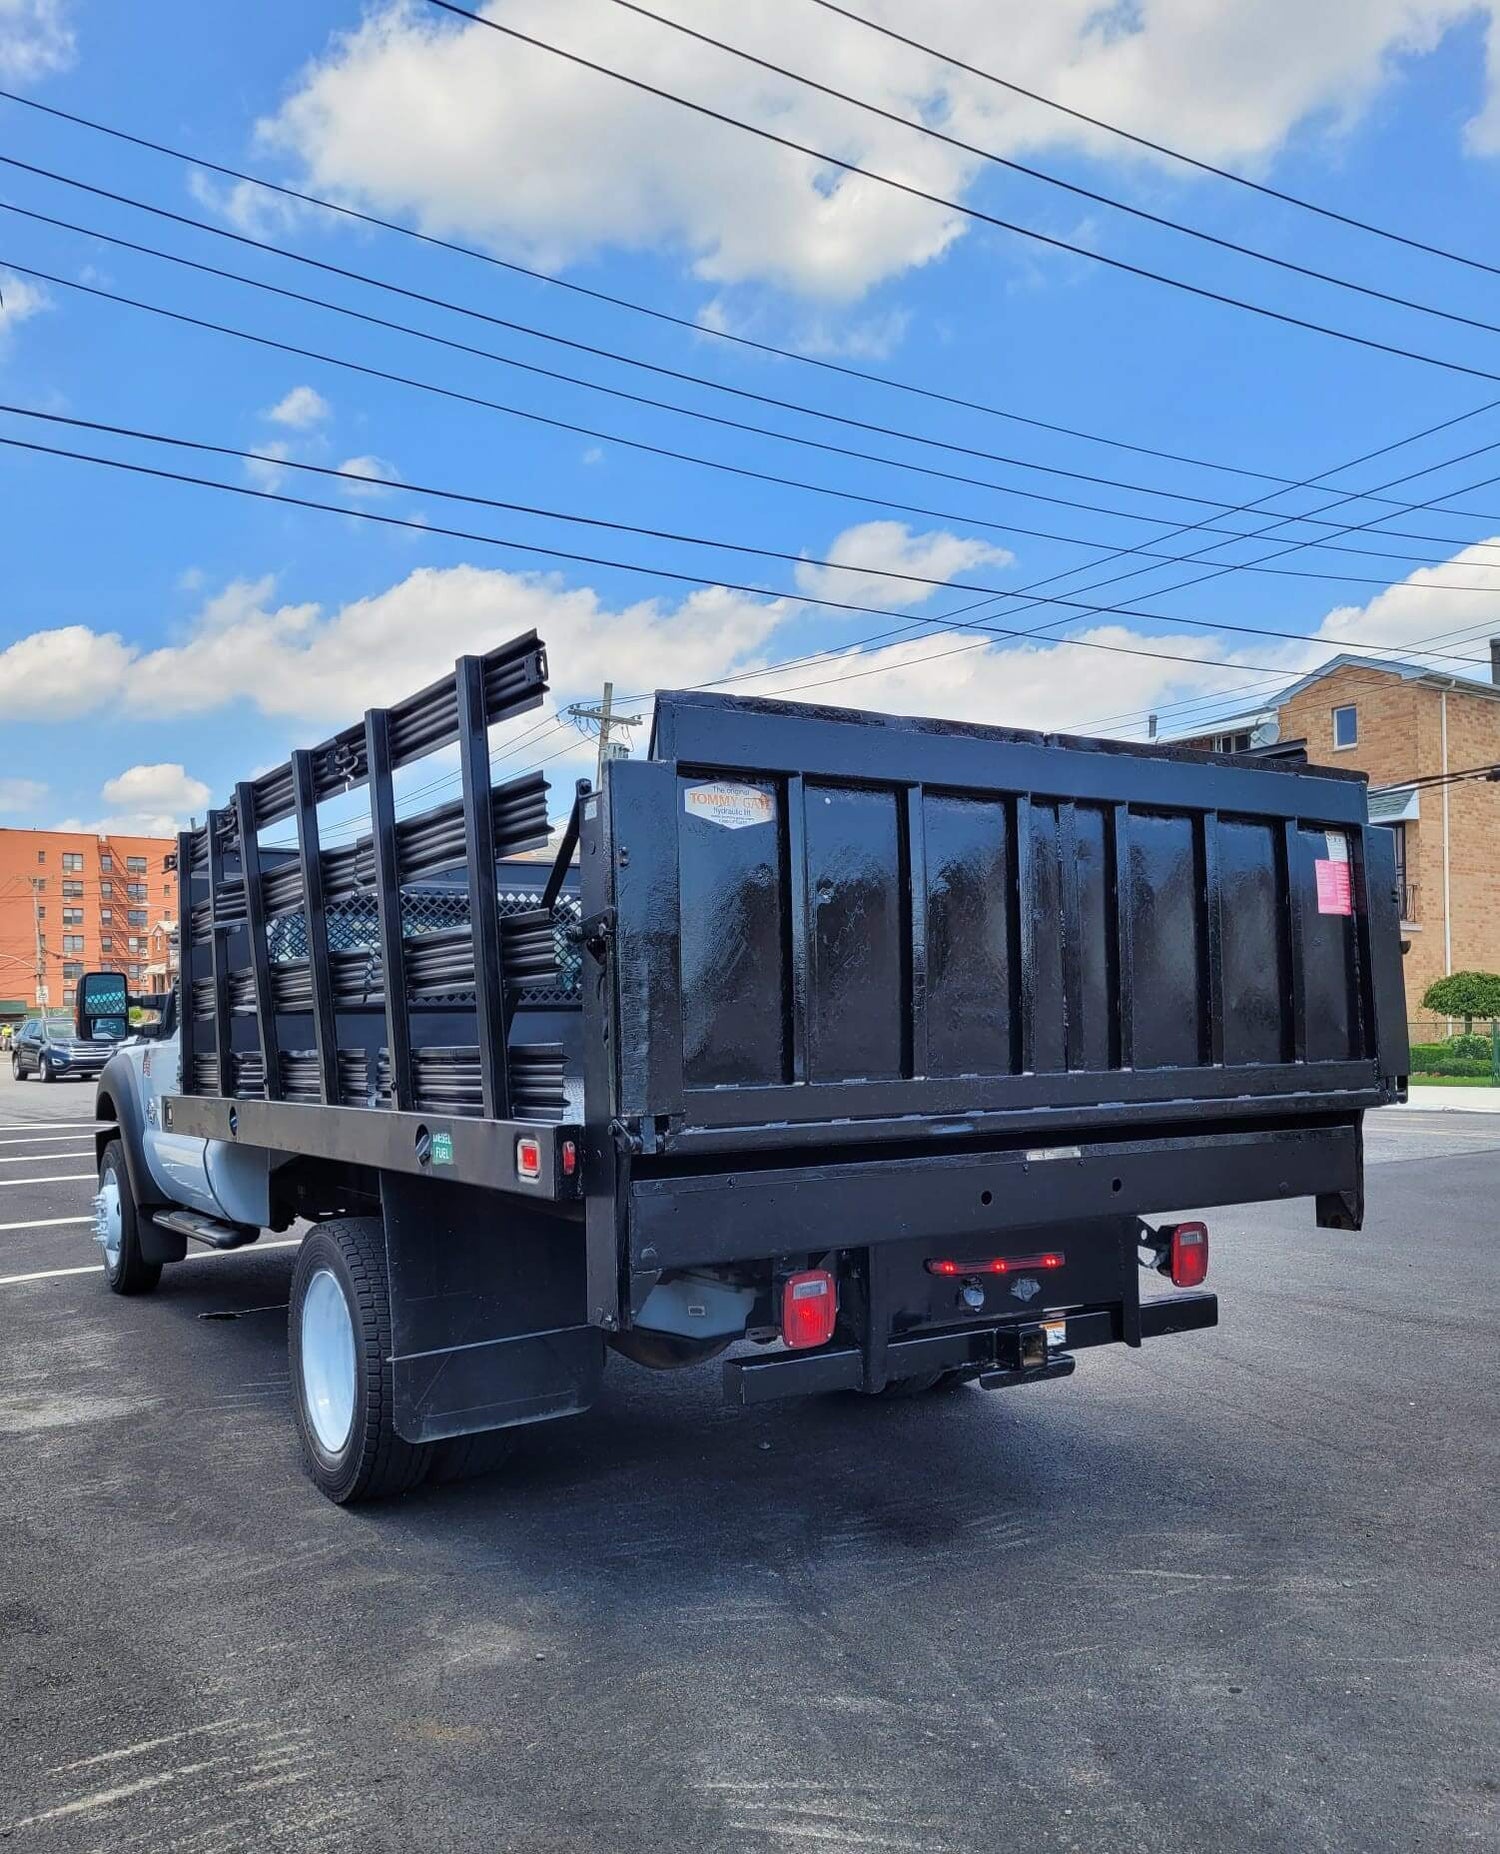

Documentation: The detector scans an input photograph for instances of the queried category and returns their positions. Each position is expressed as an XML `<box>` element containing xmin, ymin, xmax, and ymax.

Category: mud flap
<box><xmin>380</xmin><ymin>1172</ymin><xmax>604</xmax><ymax>1445</ymax></box>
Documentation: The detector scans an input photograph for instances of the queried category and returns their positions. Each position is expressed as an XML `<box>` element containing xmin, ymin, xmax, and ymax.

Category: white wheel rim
<box><xmin>94</xmin><ymin>1174</ymin><xmax>122</xmax><ymax>1271</ymax></box>
<box><xmin>301</xmin><ymin>1268</ymin><xmax>357</xmax><ymax>1455</ymax></box>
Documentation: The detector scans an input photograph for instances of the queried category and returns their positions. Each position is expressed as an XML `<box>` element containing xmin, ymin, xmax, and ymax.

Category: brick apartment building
<box><xmin>1168</xmin><ymin>649</ymin><xmax>1500</xmax><ymax>1013</ymax></box>
<box><xmin>0</xmin><ymin>828</ymin><xmax>179</xmax><ymax>1025</ymax></box>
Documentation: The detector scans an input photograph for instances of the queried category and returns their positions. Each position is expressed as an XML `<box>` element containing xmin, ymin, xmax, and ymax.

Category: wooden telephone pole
<box><xmin>566</xmin><ymin>682</ymin><xmax>643</xmax><ymax>788</ymax></box>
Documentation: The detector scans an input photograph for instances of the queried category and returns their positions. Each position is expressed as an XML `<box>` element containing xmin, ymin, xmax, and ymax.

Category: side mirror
<box><xmin>75</xmin><ymin>971</ymin><xmax>130</xmax><ymax>1043</ymax></box>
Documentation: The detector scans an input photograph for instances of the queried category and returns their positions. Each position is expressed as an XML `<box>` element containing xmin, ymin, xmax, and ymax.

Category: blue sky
<box><xmin>5</xmin><ymin>0</ymin><xmax>1500</xmax><ymax>834</ymax></box>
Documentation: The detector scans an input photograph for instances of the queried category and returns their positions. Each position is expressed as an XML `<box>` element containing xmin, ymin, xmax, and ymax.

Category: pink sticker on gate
<box><xmin>1314</xmin><ymin>857</ymin><xmax>1352</xmax><ymax>915</ymax></box>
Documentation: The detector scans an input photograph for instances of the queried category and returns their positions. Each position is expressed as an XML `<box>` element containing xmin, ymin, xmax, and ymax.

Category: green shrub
<box><xmin>1409</xmin><ymin>1051</ymin><xmax>1493</xmax><ymax>1077</ymax></box>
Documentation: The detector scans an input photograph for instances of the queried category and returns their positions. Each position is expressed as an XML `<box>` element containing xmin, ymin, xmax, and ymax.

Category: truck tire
<box><xmin>96</xmin><ymin>1138</ymin><xmax>162</xmax><ymax>1296</ymax></box>
<box><xmin>288</xmin><ymin>1217</ymin><xmax>432</xmax><ymax>1504</ymax></box>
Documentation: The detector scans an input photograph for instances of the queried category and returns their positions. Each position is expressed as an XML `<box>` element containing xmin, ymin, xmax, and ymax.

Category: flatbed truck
<box><xmin>79</xmin><ymin>630</ymin><xmax>1409</xmax><ymax>1502</ymax></box>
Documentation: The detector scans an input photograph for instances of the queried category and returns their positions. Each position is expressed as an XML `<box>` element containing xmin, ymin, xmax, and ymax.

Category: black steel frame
<box><xmin>592</xmin><ymin>690</ymin><xmax>1407</xmax><ymax>1152</ymax></box>
<box><xmin>169</xmin><ymin>632</ymin><xmax>552</xmax><ymax>1157</ymax></box>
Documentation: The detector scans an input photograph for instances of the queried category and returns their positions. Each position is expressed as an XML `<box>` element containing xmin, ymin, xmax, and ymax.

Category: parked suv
<box><xmin>12</xmin><ymin>1017</ymin><xmax>117</xmax><ymax>1083</ymax></box>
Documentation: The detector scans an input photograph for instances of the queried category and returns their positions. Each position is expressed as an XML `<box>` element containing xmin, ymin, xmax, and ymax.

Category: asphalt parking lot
<box><xmin>1</xmin><ymin>1075</ymin><xmax>1496</xmax><ymax>1853</ymax></box>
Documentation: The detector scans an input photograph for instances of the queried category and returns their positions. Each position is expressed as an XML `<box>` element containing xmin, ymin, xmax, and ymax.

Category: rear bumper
<box><xmin>630</xmin><ymin>1122</ymin><xmax>1360</xmax><ymax>1271</ymax></box>
<box><xmin>722</xmin><ymin>1290</ymin><xmax>1217</xmax><ymax>1406</ymax></box>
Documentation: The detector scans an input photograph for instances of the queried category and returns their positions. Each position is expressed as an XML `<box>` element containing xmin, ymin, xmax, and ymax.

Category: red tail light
<box><xmin>561</xmin><ymin>1139</ymin><xmax>578</xmax><ymax>1177</ymax></box>
<box><xmin>926</xmin><ymin>1253</ymin><xmax>1065</xmax><ymax>1277</ymax></box>
<box><xmin>515</xmin><ymin>1136</ymin><xmax>542</xmax><ymax>1182</ymax></box>
<box><xmin>1168</xmin><ymin>1221</ymin><xmax>1208</xmax><ymax>1288</ymax></box>
<box><xmin>781</xmin><ymin>1270</ymin><xmax>837</xmax><ymax>1349</ymax></box>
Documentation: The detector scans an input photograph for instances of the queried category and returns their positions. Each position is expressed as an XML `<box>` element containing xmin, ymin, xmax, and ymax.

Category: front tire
<box><xmin>96</xmin><ymin>1138</ymin><xmax>162</xmax><ymax>1295</ymax></box>
<box><xmin>10</xmin><ymin>1054</ymin><xmax>21</xmax><ymax>1081</ymax></box>
<box><xmin>37</xmin><ymin>1056</ymin><xmax>53</xmax><ymax>1084</ymax></box>
<box><xmin>289</xmin><ymin>1218</ymin><xmax>432</xmax><ymax>1504</ymax></box>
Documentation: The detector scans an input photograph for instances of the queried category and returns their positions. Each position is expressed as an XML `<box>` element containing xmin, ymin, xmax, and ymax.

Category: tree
<box><xmin>1420</xmin><ymin>970</ymin><xmax>1500</xmax><ymax>1034</ymax></box>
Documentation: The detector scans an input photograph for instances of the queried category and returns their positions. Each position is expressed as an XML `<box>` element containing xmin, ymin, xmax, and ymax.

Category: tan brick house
<box><xmin>1168</xmin><ymin>650</ymin><xmax>1500</xmax><ymax>1013</ymax></box>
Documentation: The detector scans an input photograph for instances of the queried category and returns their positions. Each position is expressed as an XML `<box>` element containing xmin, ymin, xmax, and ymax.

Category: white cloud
<box><xmin>188</xmin><ymin>168</ymin><xmax>307</xmax><ymax>239</ymax></box>
<box><xmin>255</xmin><ymin>0</ymin><xmax>1500</xmax><ymax>304</ymax></box>
<box><xmin>0</xmin><ymin>776</ymin><xmax>46</xmax><ymax>812</ymax></box>
<box><xmin>581</xmin><ymin>446</ymin><xmax>605</xmax><ymax>466</ymax></box>
<box><xmin>244</xmin><ymin>440</ymin><xmax>293</xmax><ymax>491</ymax></box>
<box><xmin>794</xmin><ymin>520</ymin><xmax>1014</xmax><ymax>608</ymax></box>
<box><xmin>55</xmin><ymin>764</ymin><xmax>213</xmax><ymax>840</ymax></box>
<box><xmin>756</xmin><ymin>621</ymin><xmax>1231</xmax><ymax>734</ymax></box>
<box><xmin>0</xmin><ymin>624</ymin><xmax>133</xmax><ymax>716</ymax></box>
<box><xmin>100</xmin><ymin>763</ymin><xmax>212</xmax><ymax>816</ymax></box>
<box><xmin>335</xmin><ymin>454</ymin><xmax>399</xmax><ymax>499</ymax></box>
<box><xmin>0</xmin><ymin>0</ymin><xmax>74</xmax><ymax>84</ymax></box>
<box><xmin>0</xmin><ymin>269</ymin><xmax>51</xmax><ymax>349</ymax></box>
<box><xmin>265</xmin><ymin>385</ymin><xmax>331</xmax><ymax>428</ymax></box>
<box><xmin>0</xmin><ymin>567</ymin><xmax>786</xmax><ymax>727</ymax></box>
<box><xmin>1</xmin><ymin>533</ymin><xmax>1491</xmax><ymax>767</ymax></box>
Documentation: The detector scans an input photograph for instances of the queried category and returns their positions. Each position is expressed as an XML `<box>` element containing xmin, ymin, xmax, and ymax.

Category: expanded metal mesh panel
<box><xmin>265</xmin><ymin>890</ymin><xmax>581</xmax><ymax>1005</ymax></box>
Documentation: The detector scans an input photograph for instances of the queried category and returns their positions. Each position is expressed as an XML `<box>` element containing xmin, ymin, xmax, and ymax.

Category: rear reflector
<box><xmin>561</xmin><ymin>1139</ymin><xmax>578</xmax><ymax>1177</ymax></box>
<box><xmin>926</xmin><ymin>1253</ymin><xmax>1065</xmax><ymax>1277</ymax></box>
<box><xmin>515</xmin><ymin>1136</ymin><xmax>542</xmax><ymax>1182</ymax></box>
<box><xmin>1168</xmin><ymin>1221</ymin><xmax>1209</xmax><ymax>1288</ymax></box>
<box><xmin>781</xmin><ymin>1270</ymin><xmax>837</xmax><ymax>1350</ymax></box>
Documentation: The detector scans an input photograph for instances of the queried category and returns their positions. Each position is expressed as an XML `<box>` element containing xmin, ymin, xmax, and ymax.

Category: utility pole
<box><xmin>29</xmin><ymin>877</ymin><xmax>46</xmax><ymax>1009</ymax></box>
<box><xmin>566</xmin><ymin>682</ymin><xmax>643</xmax><ymax>788</ymax></box>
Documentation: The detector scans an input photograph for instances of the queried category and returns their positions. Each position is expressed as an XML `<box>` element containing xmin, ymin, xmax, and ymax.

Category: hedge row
<box><xmin>1409</xmin><ymin>1046</ymin><xmax>1495</xmax><ymax>1077</ymax></box>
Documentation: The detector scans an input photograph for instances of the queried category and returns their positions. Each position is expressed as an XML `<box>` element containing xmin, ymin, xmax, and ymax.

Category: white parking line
<box><xmin>0</xmin><ymin>1237</ymin><xmax>301</xmax><ymax>1287</ymax></box>
<box><xmin>0</xmin><ymin>1215</ymin><xmax>93</xmax><ymax>1231</ymax></box>
<box><xmin>0</xmin><ymin>1112</ymin><xmax>96</xmax><ymax>1127</ymax></box>
<box><xmin>0</xmin><ymin>1131</ymin><xmax>97</xmax><ymax>1145</ymax></box>
<box><xmin>0</xmin><ymin>1152</ymin><xmax>103</xmax><ymax>1164</ymax></box>
<box><xmin>0</xmin><ymin>1174</ymin><xmax>97</xmax><ymax>1188</ymax></box>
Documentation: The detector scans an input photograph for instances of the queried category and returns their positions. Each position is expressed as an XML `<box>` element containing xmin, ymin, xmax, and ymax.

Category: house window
<box><xmin>35</xmin><ymin>850</ymin><xmax>44</xmax><ymax>864</ymax></box>
<box><xmin>63</xmin><ymin>908</ymin><xmax>83</xmax><ymax>927</ymax></box>
<box><xmin>100</xmin><ymin>882</ymin><xmax>112</xmax><ymax>898</ymax></box>
<box><xmin>62</xmin><ymin>934</ymin><xmax>84</xmax><ymax>953</ymax></box>
<box><xmin>128</xmin><ymin>910</ymin><xmax>147</xmax><ymax>928</ymax></box>
<box><xmin>100</xmin><ymin>854</ymin><xmax>113</xmax><ymax>873</ymax></box>
<box><xmin>63</xmin><ymin>988</ymin><xmax>75</xmax><ymax>1005</ymax></box>
<box><xmin>100</xmin><ymin>937</ymin><xmax>112</xmax><ymax>953</ymax></box>
<box><xmin>127</xmin><ymin>882</ymin><xmax>146</xmax><ymax>900</ymax></box>
<box><xmin>1332</xmin><ymin>704</ymin><xmax>1358</xmax><ymax>749</ymax></box>
<box><xmin>126</xmin><ymin>856</ymin><xmax>146</xmax><ymax>873</ymax></box>
<box><xmin>101</xmin><ymin>909</ymin><xmax>112</xmax><ymax>924</ymax></box>
<box><xmin>62</xmin><ymin>852</ymin><xmax>83</xmax><ymax>872</ymax></box>
<box><xmin>62</xmin><ymin>881</ymin><xmax>83</xmax><ymax>899</ymax></box>
<box><xmin>62</xmin><ymin>962</ymin><xmax>82</xmax><ymax>981</ymax></box>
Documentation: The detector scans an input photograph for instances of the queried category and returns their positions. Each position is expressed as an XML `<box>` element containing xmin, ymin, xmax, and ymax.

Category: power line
<box><xmin>0</xmin><ymin>82</ymin><xmax>1332</xmax><ymax>493</ymax></box>
<box><xmin>4</xmin><ymin>249</ymin><xmax>1318</xmax><ymax>549</ymax></box>
<box><xmin>1371</xmin><ymin>760</ymin><xmax>1500</xmax><ymax>792</ymax></box>
<box><xmin>615</xmin><ymin>0</ymin><xmax>1500</xmax><ymax>349</ymax></box>
<box><xmin>0</xmin><ymin>427</ymin><xmax>1351</xmax><ymax>682</ymax></box>
<box><xmin>7</xmin><ymin>403</ymin><xmax>1500</xmax><ymax>672</ymax></box>
<box><xmin>15</xmin><ymin>243</ymin><xmax>1500</xmax><ymax>571</ymax></box>
<box><xmin>15</xmin><ymin>400</ymin><xmax>1500</xmax><ymax>614</ymax></box>
<box><xmin>3</xmin><ymin>161</ymin><xmax>1279</xmax><ymax>514</ymax></box>
<box><xmin>808</xmin><ymin>0</ymin><xmax>1500</xmax><ymax>287</ymax></box>
<box><xmin>430</xmin><ymin>0</ymin><xmax>1500</xmax><ymax>389</ymax></box>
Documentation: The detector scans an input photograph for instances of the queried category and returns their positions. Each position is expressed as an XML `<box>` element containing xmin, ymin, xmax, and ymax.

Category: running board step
<box><xmin>153</xmin><ymin>1209</ymin><xmax>260</xmax><ymax>1250</ymax></box>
